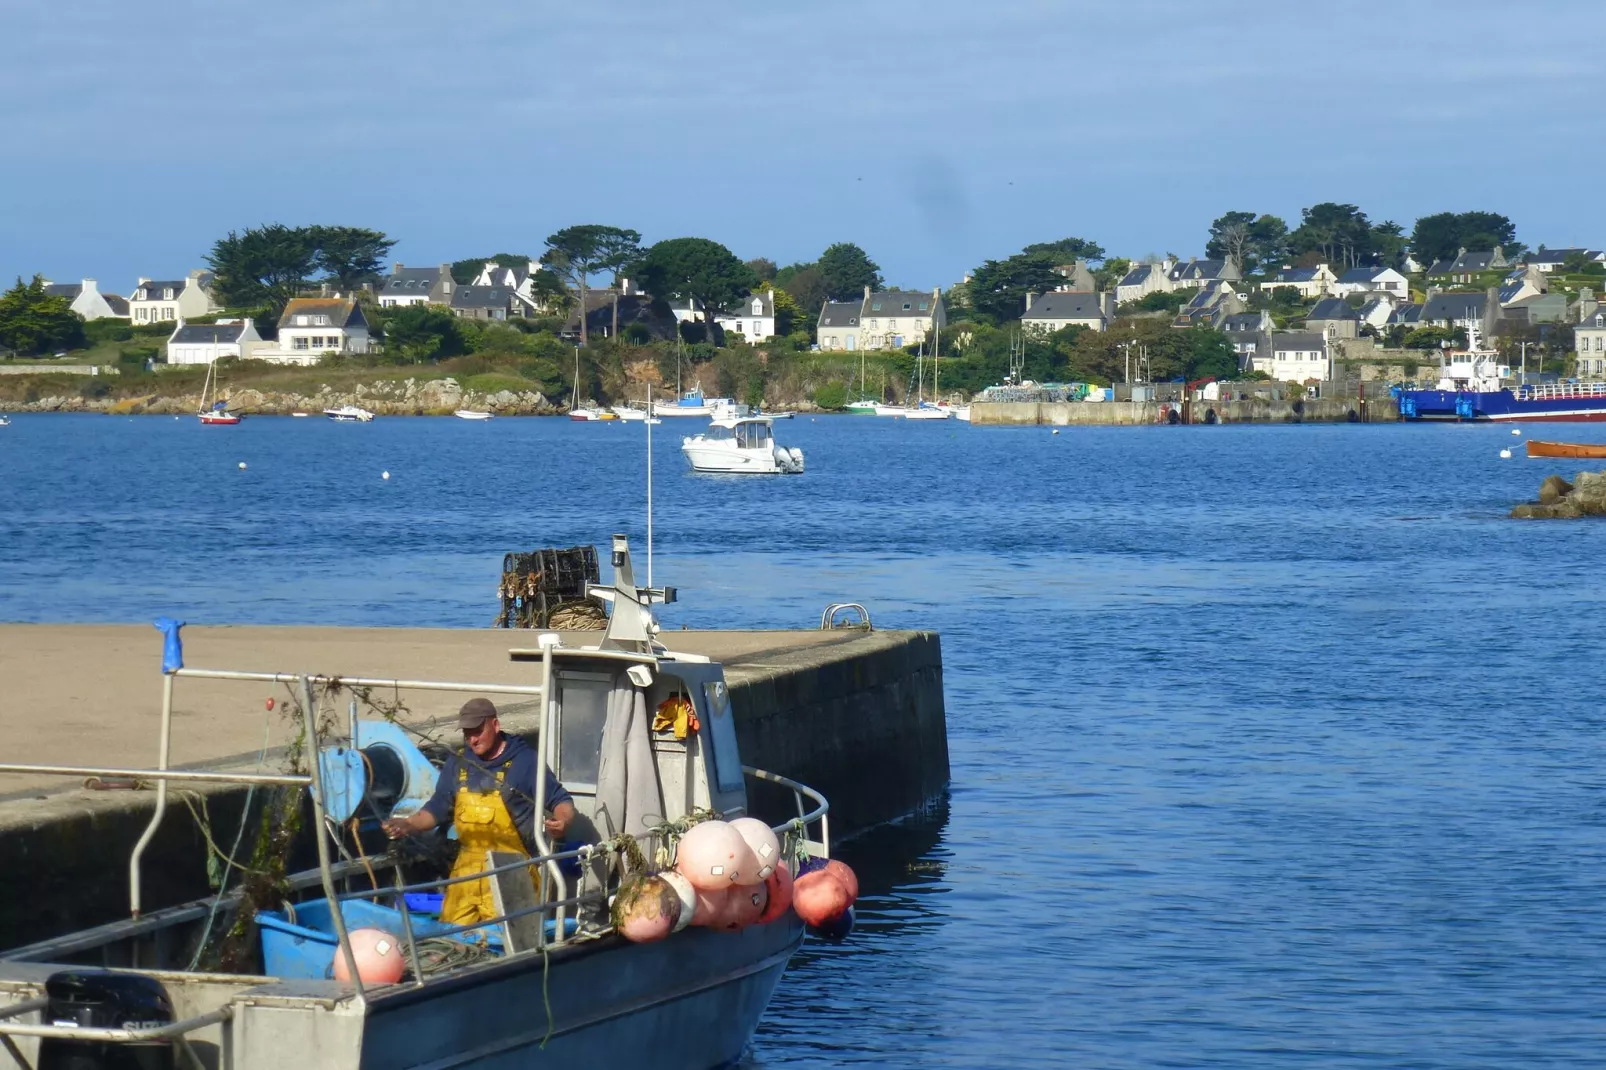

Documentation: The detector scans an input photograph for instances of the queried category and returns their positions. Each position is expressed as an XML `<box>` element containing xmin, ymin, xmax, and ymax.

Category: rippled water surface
<box><xmin>4</xmin><ymin>413</ymin><xmax>1606</xmax><ymax>1068</ymax></box>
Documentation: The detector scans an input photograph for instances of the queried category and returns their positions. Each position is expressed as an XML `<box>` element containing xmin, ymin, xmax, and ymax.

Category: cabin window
<box><xmin>556</xmin><ymin>670</ymin><xmax>613</xmax><ymax>790</ymax></box>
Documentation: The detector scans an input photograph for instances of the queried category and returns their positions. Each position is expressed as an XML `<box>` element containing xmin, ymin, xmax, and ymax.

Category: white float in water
<box><xmin>1051</xmin><ymin>429</ymin><xmax>1060</xmax><ymax>435</ymax></box>
<box><xmin>1499</xmin><ymin>448</ymin><xmax>1512</xmax><ymax>458</ymax></box>
<box><xmin>238</xmin><ymin>462</ymin><xmax>247</xmax><ymax>470</ymax></box>
<box><xmin>1511</xmin><ymin>429</ymin><xmax>1522</xmax><ymax>436</ymax></box>
<box><xmin>382</xmin><ymin>471</ymin><xmax>390</xmax><ymax>480</ymax></box>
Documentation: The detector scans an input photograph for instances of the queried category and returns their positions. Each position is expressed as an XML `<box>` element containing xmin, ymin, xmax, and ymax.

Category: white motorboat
<box><xmin>682</xmin><ymin>415</ymin><xmax>805</xmax><ymax>474</ymax></box>
<box><xmin>0</xmin><ymin>538</ymin><xmax>837</xmax><ymax>1070</ymax></box>
<box><xmin>453</xmin><ymin>409</ymin><xmax>494</xmax><ymax>421</ymax></box>
<box><xmin>949</xmin><ymin>404</ymin><xmax>972</xmax><ymax>422</ymax></box>
<box><xmin>611</xmin><ymin>405</ymin><xmax>661</xmax><ymax>425</ymax></box>
<box><xmin>0</xmin><ymin>415</ymin><xmax>10</xmax><ymax>426</ymax></box>
<box><xmin>569</xmin><ymin>407</ymin><xmax>616</xmax><ymax>422</ymax></box>
<box><xmin>324</xmin><ymin>405</ymin><xmax>375</xmax><ymax>422</ymax></box>
<box><xmin>903</xmin><ymin>403</ymin><xmax>952</xmax><ymax>421</ymax></box>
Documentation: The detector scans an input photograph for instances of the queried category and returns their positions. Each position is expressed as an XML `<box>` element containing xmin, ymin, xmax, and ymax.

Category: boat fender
<box><xmin>332</xmin><ymin>928</ymin><xmax>405</xmax><ymax>984</ymax></box>
<box><xmin>811</xmin><ymin>905</ymin><xmax>855</xmax><ymax>943</ymax></box>
<box><xmin>757</xmin><ymin>864</ymin><xmax>794</xmax><ymax>925</ymax></box>
<box><xmin>720</xmin><ymin>884</ymin><xmax>768</xmax><ymax>931</ymax></box>
<box><xmin>675</xmin><ymin>820</ymin><xmax>758</xmax><ymax>890</ymax></box>
<box><xmin>659</xmin><ymin>870</ymin><xmax>698</xmax><ymax>933</ymax></box>
<box><xmin>612</xmin><ymin>874</ymin><xmax>680</xmax><ymax>944</ymax></box>
<box><xmin>793</xmin><ymin>868</ymin><xmax>852</xmax><ymax>929</ymax></box>
<box><xmin>822</xmin><ymin>859</ymin><xmax>859</xmax><ymax>903</ymax></box>
<box><xmin>690</xmin><ymin>886</ymin><xmax>730</xmax><ymax>928</ymax></box>
<box><xmin>729</xmin><ymin>817</ymin><xmax>781</xmax><ymax>881</ymax></box>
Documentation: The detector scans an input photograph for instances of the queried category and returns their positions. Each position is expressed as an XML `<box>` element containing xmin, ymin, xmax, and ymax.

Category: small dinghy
<box><xmin>453</xmin><ymin>409</ymin><xmax>493</xmax><ymax>421</ymax></box>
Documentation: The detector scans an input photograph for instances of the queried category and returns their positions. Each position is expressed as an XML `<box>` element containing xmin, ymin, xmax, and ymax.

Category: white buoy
<box><xmin>382</xmin><ymin>471</ymin><xmax>390</xmax><ymax>481</ymax></box>
<box><xmin>1511</xmin><ymin>429</ymin><xmax>1522</xmax><ymax>436</ymax></box>
<box><xmin>238</xmin><ymin>462</ymin><xmax>247</xmax><ymax>470</ymax></box>
<box><xmin>1051</xmin><ymin>429</ymin><xmax>1060</xmax><ymax>435</ymax></box>
<box><xmin>1499</xmin><ymin>448</ymin><xmax>1512</xmax><ymax>458</ymax></box>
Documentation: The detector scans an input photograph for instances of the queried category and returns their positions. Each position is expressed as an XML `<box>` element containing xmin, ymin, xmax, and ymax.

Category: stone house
<box><xmin>1020</xmin><ymin>291</ymin><xmax>1113</xmax><ymax>334</ymax></box>
<box><xmin>1576</xmin><ymin>309</ymin><xmax>1606</xmax><ymax>379</ymax></box>
<box><xmin>1115</xmin><ymin>259</ymin><xmax>1176</xmax><ymax>306</ymax></box>
<box><xmin>1168</xmin><ymin>257</ymin><xmax>1240</xmax><ymax>288</ymax></box>
<box><xmin>129</xmin><ymin>270</ymin><xmax>219</xmax><ymax>325</ymax></box>
<box><xmin>378</xmin><ymin>263</ymin><xmax>453</xmax><ymax>308</ymax></box>
<box><xmin>1172</xmin><ymin>282</ymin><xmax>1242</xmax><ymax>328</ymax></box>
<box><xmin>43</xmin><ymin>278</ymin><xmax>129</xmax><ymax>321</ymax></box>
<box><xmin>1425</xmin><ymin>247</ymin><xmax>1509</xmax><ymax>283</ymax></box>
<box><xmin>164</xmin><ymin>318</ymin><xmax>264</xmax><ymax>365</ymax></box>
<box><xmin>449</xmin><ymin>286</ymin><xmax>518</xmax><ymax>321</ymax></box>
<box><xmin>860</xmin><ymin>288</ymin><xmax>945</xmax><ymax>350</ymax></box>
<box><xmin>816</xmin><ymin>301</ymin><xmax>864</xmax><ymax>352</ymax></box>
<box><xmin>1221</xmin><ymin>311</ymin><xmax>1272</xmax><ymax>366</ymax></box>
<box><xmin>1307</xmin><ymin>297</ymin><xmax>1362</xmax><ymax>340</ymax></box>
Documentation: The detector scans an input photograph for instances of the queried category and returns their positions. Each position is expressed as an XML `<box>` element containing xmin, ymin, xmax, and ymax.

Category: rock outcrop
<box><xmin>0</xmin><ymin>377</ymin><xmax>557</xmax><ymax>416</ymax></box>
<box><xmin>1511</xmin><ymin>470</ymin><xmax>1606</xmax><ymax>518</ymax></box>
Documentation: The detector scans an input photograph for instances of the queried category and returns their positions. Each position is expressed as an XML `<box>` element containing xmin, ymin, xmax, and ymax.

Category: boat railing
<box><xmin>1515</xmin><ymin>381</ymin><xmax>1606</xmax><ymax>401</ymax></box>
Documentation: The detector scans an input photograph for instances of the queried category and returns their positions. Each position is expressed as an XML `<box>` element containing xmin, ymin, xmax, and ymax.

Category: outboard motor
<box><xmin>37</xmin><ymin>970</ymin><xmax>174</xmax><ymax>1070</ymax></box>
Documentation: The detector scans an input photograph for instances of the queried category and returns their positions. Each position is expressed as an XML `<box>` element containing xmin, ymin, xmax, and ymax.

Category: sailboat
<box><xmin>569</xmin><ymin>344</ymin><xmax>613</xmax><ymax>421</ymax></box>
<box><xmin>898</xmin><ymin>331</ymin><xmax>952</xmax><ymax>420</ymax></box>
<box><xmin>196</xmin><ymin>359</ymin><xmax>241</xmax><ymax>425</ymax></box>
<box><xmin>845</xmin><ymin>350</ymin><xmax>877</xmax><ymax>414</ymax></box>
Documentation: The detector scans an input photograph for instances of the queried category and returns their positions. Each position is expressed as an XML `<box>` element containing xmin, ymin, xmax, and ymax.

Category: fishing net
<box><xmin>495</xmin><ymin>546</ymin><xmax>607</xmax><ymax>630</ymax></box>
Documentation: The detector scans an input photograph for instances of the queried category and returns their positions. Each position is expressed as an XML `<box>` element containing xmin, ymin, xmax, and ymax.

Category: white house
<box><xmin>716</xmin><ymin>290</ymin><xmax>777</xmax><ymax>343</ymax></box>
<box><xmin>164</xmin><ymin>319</ymin><xmax>264</xmax><ymax>365</ymax></box>
<box><xmin>1526</xmin><ymin>248</ymin><xmax>1605</xmax><ymax>274</ymax></box>
<box><xmin>378</xmin><ymin>263</ymin><xmax>452</xmax><ymax>308</ymax></box>
<box><xmin>42</xmin><ymin>278</ymin><xmax>130</xmax><ymax>321</ymax></box>
<box><xmin>1021</xmin><ymin>291</ymin><xmax>1112</xmax><ymax>333</ymax></box>
<box><xmin>1576</xmin><ymin>309</ymin><xmax>1606</xmax><ymax>380</ymax></box>
<box><xmin>859</xmin><ymin>287</ymin><xmax>945</xmax><ymax>349</ymax></box>
<box><xmin>1254</xmin><ymin>331</ymin><xmax>1329</xmax><ymax>382</ymax></box>
<box><xmin>1330</xmin><ymin>266</ymin><xmax>1410</xmax><ymax>300</ymax></box>
<box><xmin>252</xmin><ymin>298</ymin><xmax>371</xmax><ymax>365</ymax></box>
<box><xmin>1261</xmin><ymin>264</ymin><xmax>1338</xmax><ymax>299</ymax></box>
<box><xmin>129</xmin><ymin>271</ymin><xmax>218</xmax><ymax>324</ymax></box>
<box><xmin>816</xmin><ymin>301</ymin><xmax>863</xmax><ymax>351</ymax></box>
<box><xmin>1114</xmin><ymin>260</ymin><xmax>1176</xmax><ymax>306</ymax></box>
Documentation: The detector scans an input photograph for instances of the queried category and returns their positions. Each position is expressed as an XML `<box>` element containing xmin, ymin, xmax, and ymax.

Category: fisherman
<box><xmin>382</xmin><ymin>697</ymin><xmax>576</xmax><ymax>929</ymax></box>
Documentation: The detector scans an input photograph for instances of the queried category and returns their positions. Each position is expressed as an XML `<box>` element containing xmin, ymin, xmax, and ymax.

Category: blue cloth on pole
<box><xmin>153</xmin><ymin>617</ymin><xmax>186</xmax><ymax>673</ymax></box>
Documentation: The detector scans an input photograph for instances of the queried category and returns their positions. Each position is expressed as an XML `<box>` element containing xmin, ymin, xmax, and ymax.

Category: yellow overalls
<box><xmin>439</xmin><ymin>763</ymin><xmax>539</xmax><ymax>929</ymax></box>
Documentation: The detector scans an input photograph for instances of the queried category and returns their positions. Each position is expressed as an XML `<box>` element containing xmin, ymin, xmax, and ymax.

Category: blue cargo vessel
<box><xmin>1397</xmin><ymin>346</ymin><xmax>1606</xmax><ymax>422</ymax></box>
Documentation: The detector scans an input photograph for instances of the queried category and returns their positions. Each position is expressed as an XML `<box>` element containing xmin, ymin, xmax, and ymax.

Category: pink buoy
<box><xmin>822</xmin><ymin>859</ymin><xmax>859</xmax><ymax>904</ymax></box>
<box><xmin>792</xmin><ymin>869</ymin><xmax>851</xmax><ymax>928</ymax></box>
<box><xmin>691</xmin><ymin>886</ymin><xmax>731</xmax><ymax>928</ymax></box>
<box><xmin>332</xmin><ymin>928</ymin><xmax>405</xmax><ymax>985</ymax></box>
<box><xmin>659</xmin><ymin>870</ymin><xmax>698</xmax><ymax>933</ymax></box>
<box><xmin>719</xmin><ymin>884</ymin><xmax>768</xmax><ymax>931</ymax></box>
<box><xmin>675</xmin><ymin>820</ymin><xmax>759</xmax><ymax>890</ymax></box>
<box><xmin>757</xmin><ymin>863</ymin><xmax>794</xmax><ymax>925</ymax></box>
<box><xmin>728</xmin><ymin>817</ymin><xmax>781</xmax><ymax>882</ymax></box>
<box><xmin>612</xmin><ymin>875</ymin><xmax>680</xmax><ymax>944</ymax></box>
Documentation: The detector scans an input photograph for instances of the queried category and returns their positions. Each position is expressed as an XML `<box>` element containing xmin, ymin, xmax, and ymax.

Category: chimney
<box><xmin>1024</xmin><ymin>292</ymin><xmax>1035</xmax><ymax>311</ymax></box>
<box><xmin>137</xmin><ymin>277</ymin><xmax>150</xmax><ymax>286</ymax></box>
<box><xmin>83</xmin><ymin>278</ymin><xmax>97</xmax><ymax>293</ymax></box>
<box><xmin>864</xmin><ymin>284</ymin><xmax>872</xmax><ymax>302</ymax></box>
<box><xmin>393</xmin><ymin>262</ymin><xmax>404</xmax><ymax>274</ymax></box>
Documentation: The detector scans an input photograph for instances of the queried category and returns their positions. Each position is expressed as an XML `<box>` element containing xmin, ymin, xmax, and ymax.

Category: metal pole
<box><xmin>394</xmin><ymin>867</ymin><xmax>424</xmax><ymax>988</ymax></box>
<box><xmin>302</xmin><ymin>677</ymin><xmax>364</xmax><ymax>1000</ymax></box>
<box><xmin>129</xmin><ymin>672</ymin><xmax>175</xmax><ymax>917</ymax></box>
<box><xmin>531</xmin><ymin>642</ymin><xmax>565</xmax><ymax>943</ymax></box>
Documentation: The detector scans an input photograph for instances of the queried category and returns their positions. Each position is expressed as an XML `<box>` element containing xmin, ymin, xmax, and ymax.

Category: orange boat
<box><xmin>1524</xmin><ymin>440</ymin><xmax>1606</xmax><ymax>459</ymax></box>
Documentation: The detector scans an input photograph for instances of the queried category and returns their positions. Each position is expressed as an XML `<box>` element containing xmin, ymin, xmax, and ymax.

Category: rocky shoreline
<box><xmin>1511</xmin><ymin>470</ymin><xmax>1606</xmax><ymax>519</ymax></box>
<box><xmin>0</xmin><ymin>377</ymin><xmax>561</xmax><ymax>416</ymax></box>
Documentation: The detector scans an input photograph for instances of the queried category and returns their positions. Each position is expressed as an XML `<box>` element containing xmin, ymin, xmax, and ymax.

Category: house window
<box><xmin>869</xmin><ymin>319</ymin><xmax>878</xmax><ymax>329</ymax></box>
<box><xmin>902</xmin><ymin>303</ymin><xmax>911</xmax><ymax>310</ymax></box>
<box><xmin>870</xmin><ymin>302</ymin><xmax>882</xmax><ymax>311</ymax></box>
<box><xmin>293</xmin><ymin>337</ymin><xmax>309</xmax><ymax>350</ymax></box>
<box><xmin>919</xmin><ymin>302</ymin><xmax>929</xmax><ymax>311</ymax></box>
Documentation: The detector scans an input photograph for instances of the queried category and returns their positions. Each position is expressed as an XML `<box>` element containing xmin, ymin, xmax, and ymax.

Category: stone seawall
<box><xmin>973</xmin><ymin>396</ymin><xmax>1398</xmax><ymax>425</ymax></box>
<box><xmin>0</xmin><ymin>625</ymin><xmax>947</xmax><ymax>950</ymax></box>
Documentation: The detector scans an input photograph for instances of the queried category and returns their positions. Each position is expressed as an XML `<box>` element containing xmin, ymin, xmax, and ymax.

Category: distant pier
<box><xmin>972</xmin><ymin>396</ymin><xmax>1398</xmax><ymax>425</ymax></box>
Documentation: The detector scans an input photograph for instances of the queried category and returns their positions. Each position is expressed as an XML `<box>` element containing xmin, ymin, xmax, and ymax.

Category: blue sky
<box><xmin>3</xmin><ymin>0</ymin><xmax>1601</xmax><ymax>295</ymax></box>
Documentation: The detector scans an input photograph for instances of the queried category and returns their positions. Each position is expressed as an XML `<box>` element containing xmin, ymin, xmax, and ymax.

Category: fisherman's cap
<box><xmin>457</xmin><ymin>697</ymin><xmax>498</xmax><ymax>730</ymax></box>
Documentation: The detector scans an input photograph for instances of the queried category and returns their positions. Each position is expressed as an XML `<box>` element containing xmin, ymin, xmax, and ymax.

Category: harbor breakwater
<box><xmin>0</xmin><ymin>625</ymin><xmax>946</xmax><ymax>951</ymax></box>
<box><xmin>972</xmin><ymin>395</ymin><xmax>1398</xmax><ymax>425</ymax></box>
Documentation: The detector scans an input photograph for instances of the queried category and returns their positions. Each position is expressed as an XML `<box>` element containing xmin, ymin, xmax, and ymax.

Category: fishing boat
<box><xmin>0</xmin><ymin>539</ymin><xmax>836</xmax><ymax>1069</ymax></box>
<box><xmin>196</xmin><ymin>361</ymin><xmax>241</xmax><ymax>425</ymax></box>
<box><xmin>1397</xmin><ymin>325</ymin><xmax>1606</xmax><ymax>422</ymax></box>
<box><xmin>656</xmin><ymin>388</ymin><xmax>731</xmax><ymax>419</ymax></box>
<box><xmin>324</xmin><ymin>405</ymin><xmax>375</xmax><ymax>422</ymax></box>
<box><xmin>1525</xmin><ymin>440</ymin><xmax>1606</xmax><ymax>458</ymax></box>
<box><xmin>452</xmin><ymin>409</ymin><xmax>493</xmax><ymax>421</ymax></box>
<box><xmin>682</xmin><ymin>415</ymin><xmax>805</xmax><ymax>474</ymax></box>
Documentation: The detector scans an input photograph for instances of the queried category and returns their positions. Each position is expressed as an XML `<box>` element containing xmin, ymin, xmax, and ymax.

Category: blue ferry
<box><xmin>1397</xmin><ymin>351</ymin><xmax>1606</xmax><ymax>422</ymax></box>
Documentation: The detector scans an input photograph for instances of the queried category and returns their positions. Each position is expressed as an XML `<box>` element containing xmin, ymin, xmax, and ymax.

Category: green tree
<box><xmin>206</xmin><ymin>224</ymin><xmax>317</xmax><ymax>310</ymax></box>
<box><xmin>968</xmin><ymin>252</ymin><xmax>1063</xmax><ymax>322</ymax></box>
<box><xmin>0</xmin><ymin>275</ymin><xmax>84</xmax><ymax>356</ymax></box>
<box><xmin>811</xmin><ymin>381</ymin><xmax>847</xmax><ymax>410</ymax></box>
<box><xmin>378</xmin><ymin>304</ymin><xmax>466</xmax><ymax>363</ymax></box>
<box><xmin>777</xmin><ymin>264</ymin><xmax>828</xmax><ymax>321</ymax></box>
<box><xmin>769</xmin><ymin>286</ymin><xmax>803</xmax><ymax>336</ymax></box>
<box><xmin>745</xmin><ymin>257</ymin><xmax>778</xmax><ymax>283</ymax></box>
<box><xmin>540</xmin><ymin>225</ymin><xmax>643</xmax><ymax>344</ymax></box>
<box><xmin>636</xmin><ymin>237</ymin><xmax>756</xmax><ymax>345</ymax></box>
<box><xmin>1021</xmin><ymin>237</ymin><xmax>1105</xmax><ymax>263</ymax></box>
<box><xmin>1207</xmin><ymin>212</ymin><xmax>1289</xmax><ymax>273</ymax></box>
<box><xmin>817</xmin><ymin>242</ymin><xmax>883</xmax><ymax>300</ymax></box>
<box><xmin>1093</xmin><ymin>257</ymin><xmax>1131</xmax><ymax>292</ymax></box>
<box><xmin>309</xmin><ymin>226</ymin><xmax>395</xmax><ymax>291</ymax></box>
<box><xmin>1410</xmin><ymin>212</ymin><xmax>1519</xmax><ymax>266</ymax></box>
<box><xmin>1370</xmin><ymin>220</ymin><xmax>1407</xmax><ymax>270</ymax></box>
<box><xmin>1288</xmin><ymin>203</ymin><xmax>1373</xmax><ymax>268</ymax></box>
<box><xmin>451</xmin><ymin>253</ymin><xmax>534</xmax><ymax>285</ymax></box>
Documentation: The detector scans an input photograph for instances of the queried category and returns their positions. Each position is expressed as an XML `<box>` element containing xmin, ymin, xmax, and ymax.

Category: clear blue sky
<box><xmin>3</xmin><ymin>0</ymin><xmax>1601</xmax><ymax>296</ymax></box>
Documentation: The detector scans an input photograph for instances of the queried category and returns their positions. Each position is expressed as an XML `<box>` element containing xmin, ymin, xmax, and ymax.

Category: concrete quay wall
<box><xmin>0</xmin><ymin>625</ymin><xmax>947</xmax><ymax>950</ymax></box>
<box><xmin>972</xmin><ymin>396</ymin><xmax>1399</xmax><ymax>425</ymax></box>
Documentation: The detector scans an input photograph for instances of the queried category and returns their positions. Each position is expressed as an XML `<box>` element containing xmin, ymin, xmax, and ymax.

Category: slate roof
<box><xmin>1388</xmin><ymin>303</ymin><xmax>1424</xmax><ymax>325</ymax></box>
<box><xmin>1021</xmin><ymin>291</ymin><xmax>1105</xmax><ymax>322</ymax></box>
<box><xmin>1336</xmin><ymin>266</ymin><xmax>1394</xmax><ymax>284</ymax></box>
<box><xmin>170</xmin><ymin>323</ymin><xmax>246</xmax><ymax>345</ymax></box>
<box><xmin>1421</xmin><ymin>292</ymin><xmax>1487</xmax><ymax>322</ymax></box>
<box><xmin>818</xmin><ymin>301</ymin><xmax>861</xmax><ymax>328</ymax></box>
<box><xmin>1170</xmin><ymin>259</ymin><xmax>1231</xmax><ymax>283</ymax></box>
<box><xmin>1267</xmin><ymin>266</ymin><xmax>1323</xmax><ymax>284</ymax></box>
<box><xmin>1222</xmin><ymin>312</ymin><xmax>1268</xmax><ymax>332</ymax></box>
<box><xmin>1431</xmin><ymin>249</ymin><xmax>1504</xmax><ymax>275</ymax></box>
<box><xmin>102</xmin><ymin>294</ymin><xmax>129</xmax><ymax>316</ymax></box>
<box><xmin>43</xmin><ymin>282</ymin><xmax>82</xmax><ymax>300</ymax></box>
<box><xmin>278</xmin><ymin>297</ymin><xmax>365</xmax><ymax>328</ymax></box>
<box><xmin>1271</xmin><ymin>331</ymin><xmax>1326</xmax><ymax>353</ymax></box>
<box><xmin>1498</xmin><ymin>281</ymin><xmax>1529</xmax><ymax>304</ymax></box>
<box><xmin>722</xmin><ymin>291</ymin><xmax>775</xmax><ymax>317</ymax></box>
<box><xmin>1308</xmin><ymin>297</ymin><xmax>1360</xmax><ymax>321</ymax></box>
<box><xmin>449</xmin><ymin>286</ymin><xmax>512</xmax><ymax>310</ymax></box>
<box><xmin>133</xmin><ymin>280</ymin><xmax>186</xmax><ymax>300</ymax></box>
<box><xmin>1527</xmin><ymin>248</ymin><xmax>1602</xmax><ymax>266</ymax></box>
<box><xmin>1118</xmin><ymin>264</ymin><xmax>1157</xmax><ymax>288</ymax></box>
<box><xmin>865</xmin><ymin>290</ymin><xmax>935</xmax><ymax>315</ymax></box>
<box><xmin>380</xmin><ymin>267</ymin><xmax>443</xmax><ymax>295</ymax></box>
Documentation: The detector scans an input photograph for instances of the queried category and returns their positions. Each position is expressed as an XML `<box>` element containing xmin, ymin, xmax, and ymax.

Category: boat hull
<box><xmin>357</xmin><ymin>921</ymin><xmax>803</xmax><ymax>1069</ymax></box>
<box><xmin>681</xmin><ymin>443</ymin><xmax>785</xmax><ymax>474</ymax></box>
<box><xmin>1524</xmin><ymin>440</ymin><xmax>1606</xmax><ymax>459</ymax></box>
<box><xmin>1398</xmin><ymin>387</ymin><xmax>1606</xmax><ymax>422</ymax></box>
<box><xmin>197</xmin><ymin>413</ymin><xmax>241</xmax><ymax>425</ymax></box>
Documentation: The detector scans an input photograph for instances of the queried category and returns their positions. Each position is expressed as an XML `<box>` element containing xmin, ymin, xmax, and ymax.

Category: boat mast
<box><xmin>572</xmin><ymin>345</ymin><xmax>580</xmax><ymax>413</ymax></box>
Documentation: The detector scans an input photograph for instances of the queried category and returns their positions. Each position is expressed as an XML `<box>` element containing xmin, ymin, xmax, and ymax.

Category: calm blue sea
<box><xmin>4</xmin><ymin>413</ymin><xmax>1606</xmax><ymax>1068</ymax></box>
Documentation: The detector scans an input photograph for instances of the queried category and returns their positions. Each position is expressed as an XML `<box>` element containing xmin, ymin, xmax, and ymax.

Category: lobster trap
<box><xmin>495</xmin><ymin>546</ymin><xmax>608</xmax><ymax>629</ymax></box>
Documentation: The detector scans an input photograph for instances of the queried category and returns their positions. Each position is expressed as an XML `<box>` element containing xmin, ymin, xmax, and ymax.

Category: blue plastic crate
<box><xmin>255</xmin><ymin>898</ymin><xmax>455</xmax><ymax>979</ymax></box>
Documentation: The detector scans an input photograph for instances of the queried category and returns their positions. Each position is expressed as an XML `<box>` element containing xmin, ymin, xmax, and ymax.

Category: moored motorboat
<box><xmin>325</xmin><ymin>405</ymin><xmax>375</xmax><ymax>422</ymax></box>
<box><xmin>1524</xmin><ymin>439</ymin><xmax>1606</xmax><ymax>458</ymax></box>
<box><xmin>453</xmin><ymin>409</ymin><xmax>493</xmax><ymax>421</ymax></box>
<box><xmin>657</xmin><ymin>388</ymin><xmax>735</xmax><ymax>418</ymax></box>
<box><xmin>0</xmin><ymin>539</ymin><xmax>842</xmax><ymax>1069</ymax></box>
<box><xmin>682</xmin><ymin>415</ymin><xmax>805</xmax><ymax>474</ymax></box>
